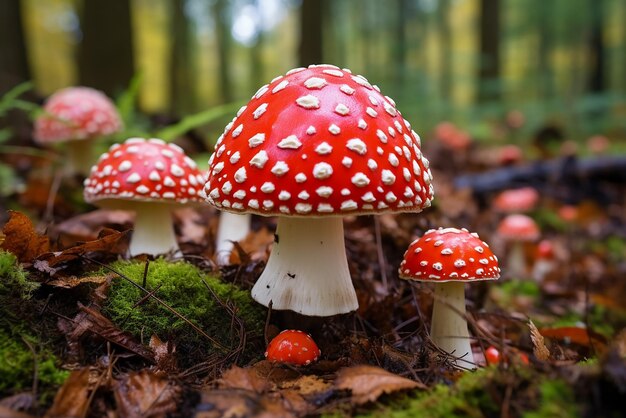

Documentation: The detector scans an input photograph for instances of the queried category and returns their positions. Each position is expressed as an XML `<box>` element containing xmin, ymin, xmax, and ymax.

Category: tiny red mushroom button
<box><xmin>264</xmin><ymin>330</ymin><xmax>321</xmax><ymax>366</ymax></box>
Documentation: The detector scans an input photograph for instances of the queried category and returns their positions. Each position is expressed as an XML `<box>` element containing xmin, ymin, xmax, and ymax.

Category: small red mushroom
<box><xmin>84</xmin><ymin>138</ymin><xmax>206</xmax><ymax>256</ymax></box>
<box><xmin>399</xmin><ymin>228</ymin><xmax>500</xmax><ymax>368</ymax></box>
<box><xmin>485</xmin><ymin>346</ymin><xmax>529</xmax><ymax>366</ymax></box>
<box><xmin>493</xmin><ymin>187</ymin><xmax>539</xmax><ymax>213</ymax></box>
<box><xmin>497</xmin><ymin>214</ymin><xmax>540</xmax><ymax>278</ymax></box>
<box><xmin>34</xmin><ymin>87</ymin><xmax>123</xmax><ymax>176</ymax></box>
<box><xmin>265</xmin><ymin>330</ymin><xmax>321</xmax><ymax>366</ymax></box>
<box><xmin>203</xmin><ymin>64</ymin><xmax>434</xmax><ymax>316</ymax></box>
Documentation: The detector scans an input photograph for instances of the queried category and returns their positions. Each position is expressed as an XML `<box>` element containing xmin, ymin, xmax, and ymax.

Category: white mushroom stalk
<box><xmin>430</xmin><ymin>282</ymin><xmax>475</xmax><ymax>368</ymax></box>
<box><xmin>251</xmin><ymin>216</ymin><xmax>357</xmax><ymax>316</ymax></box>
<box><xmin>65</xmin><ymin>139</ymin><xmax>95</xmax><ymax>177</ymax></box>
<box><xmin>129</xmin><ymin>202</ymin><xmax>180</xmax><ymax>256</ymax></box>
<box><xmin>215</xmin><ymin>212</ymin><xmax>252</xmax><ymax>265</ymax></box>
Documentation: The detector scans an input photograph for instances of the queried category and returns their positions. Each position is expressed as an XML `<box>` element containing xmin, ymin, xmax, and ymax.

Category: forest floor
<box><xmin>1</xmin><ymin>130</ymin><xmax>626</xmax><ymax>418</ymax></box>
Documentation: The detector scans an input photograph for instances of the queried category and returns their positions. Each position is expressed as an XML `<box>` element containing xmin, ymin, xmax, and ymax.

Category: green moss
<box><xmin>523</xmin><ymin>379</ymin><xmax>580</xmax><ymax>418</ymax></box>
<box><xmin>0</xmin><ymin>250</ymin><xmax>39</xmax><ymax>300</ymax></box>
<box><xmin>102</xmin><ymin>259</ymin><xmax>265</xmax><ymax>365</ymax></box>
<box><xmin>0</xmin><ymin>328</ymin><xmax>69</xmax><ymax>402</ymax></box>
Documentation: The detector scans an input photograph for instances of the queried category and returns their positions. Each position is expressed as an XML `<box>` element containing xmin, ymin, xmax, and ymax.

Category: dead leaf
<box><xmin>47</xmin><ymin>273</ymin><xmax>114</xmax><ymax>289</ymax></box>
<box><xmin>37</xmin><ymin>228</ymin><xmax>129</xmax><ymax>267</ymax></box>
<box><xmin>45</xmin><ymin>368</ymin><xmax>91</xmax><ymax>418</ymax></box>
<box><xmin>219</xmin><ymin>365</ymin><xmax>270</xmax><ymax>393</ymax></box>
<box><xmin>50</xmin><ymin>209</ymin><xmax>134</xmax><ymax>246</ymax></box>
<box><xmin>538</xmin><ymin>326</ymin><xmax>607</xmax><ymax>349</ymax></box>
<box><xmin>279</xmin><ymin>375</ymin><xmax>331</xmax><ymax>395</ymax></box>
<box><xmin>113</xmin><ymin>370</ymin><xmax>180</xmax><ymax>418</ymax></box>
<box><xmin>0</xmin><ymin>405</ymin><xmax>34</xmax><ymax>418</ymax></box>
<box><xmin>0</xmin><ymin>211</ymin><xmax>49</xmax><ymax>264</ymax></box>
<box><xmin>149</xmin><ymin>335</ymin><xmax>178</xmax><ymax>372</ymax></box>
<box><xmin>529</xmin><ymin>319</ymin><xmax>550</xmax><ymax>361</ymax></box>
<box><xmin>334</xmin><ymin>365</ymin><xmax>424</xmax><ymax>405</ymax></box>
<box><xmin>196</xmin><ymin>390</ymin><xmax>297</xmax><ymax>418</ymax></box>
<box><xmin>58</xmin><ymin>303</ymin><xmax>154</xmax><ymax>363</ymax></box>
<box><xmin>229</xmin><ymin>227</ymin><xmax>274</xmax><ymax>264</ymax></box>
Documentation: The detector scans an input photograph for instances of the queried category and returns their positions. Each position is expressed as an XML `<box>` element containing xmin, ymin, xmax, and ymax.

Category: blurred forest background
<box><xmin>1</xmin><ymin>0</ymin><xmax>626</xmax><ymax>143</ymax></box>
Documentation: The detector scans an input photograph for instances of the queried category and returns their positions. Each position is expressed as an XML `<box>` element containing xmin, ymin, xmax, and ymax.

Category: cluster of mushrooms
<box><xmin>37</xmin><ymin>65</ymin><xmax>506</xmax><ymax>368</ymax></box>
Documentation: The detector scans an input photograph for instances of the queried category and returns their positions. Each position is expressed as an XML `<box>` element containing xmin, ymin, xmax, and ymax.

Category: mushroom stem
<box><xmin>129</xmin><ymin>203</ymin><xmax>179</xmax><ymax>256</ymax></box>
<box><xmin>65</xmin><ymin>139</ymin><xmax>95</xmax><ymax>177</ymax></box>
<box><xmin>251</xmin><ymin>216</ymin><xmax>358</xmax><ymax>316</ymax></box>
<box><xmin>431</xmin><ymin>282</ymin><xmax>475</xmax><ymax>368</ymax></box>
<box><xmin>507</xmin><ymin>241</ymin><xmax>527</xmax><ymax>278</ymax></box>
<box><xmin>215</xmin><ymin>212</ymin><xmax>251</xmax><ymax>265</ymax></box>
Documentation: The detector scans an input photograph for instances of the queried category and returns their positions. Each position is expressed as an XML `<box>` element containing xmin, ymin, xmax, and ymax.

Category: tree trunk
<box><xmin>213</xmin><ymin>0</ymin><xmax>233</xmax><ymax>102</ymax></box>
<box><xmin>169</xmin><ymin>0</ymin><xmax>196</xmax><ymax>115</ymax></box>
<box><xmin>0</xmin><ymin>0</ymin><xmax>30</xmax><ymax>94</ymax></box>
<box><xmin>298</xmin><ymin>0</ymin><xmax>324</xmax><ymax>67</ymax></box>
<box><xmin>587</xmin><ymin>0</ymin><xmax>605</xmax><ymax>93</ymax></box>
<box><xmin>249</xmin><ymin>0</ymin><xmax>264</xmax><ymax>91</ymax></box>
<box><xmin>537</xmin><ymin>0</ymin><xmax>554</xmax><ymax>98</ymax></box>
<box><xmin>438</xmin><ymin>0</ymin><xmax>452</xmax><ymax>102</ymax></box>
<box><xmin>78</xmin><ymin>0</ymin><xmax>135</xmax><ymax>96</ymax></box>
<box><xmin>477</xmin><ymin>0</ymin><xmax>500</xmax><ymax>102</ymax></box>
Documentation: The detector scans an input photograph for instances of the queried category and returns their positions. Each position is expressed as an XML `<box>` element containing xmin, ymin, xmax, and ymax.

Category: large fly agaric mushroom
<box><xmin>84</xmin><ymin>138</ymin><xmax>206</xmax><ymax>256</ymax></box>
<box><xmin>496</xmin><ymin>214</ymin><xmax>540</xmax><ymax>278</ymax></box>
<box><xmin>399</xmin><ymin>228</ymin><xmax>500</xmax><ymax>368</ymax></box>
<box><xmin>34</xmin><ymin>87</ymin><xmax>123</xmax><ymax>176</ymax></box>
<box><xmin>203</xmin><ymin>64</ymin><xmax>434</xmax><ymax>316</ymax></box>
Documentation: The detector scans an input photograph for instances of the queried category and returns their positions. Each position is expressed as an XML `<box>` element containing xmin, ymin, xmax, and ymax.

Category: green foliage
<box><xmin>0</xmin><ymin>250</ymin><xmax>39</xmax><ymax>300</ymax></box>
<box><xmin>357</xmin><ymin>367</ymin><xmax>580</xmax><ymax>418</ymax></box>
<box><xmin>102</xmin><ymin>259</ymin><xmax>265</xmax><ymax>364</ymax></box>
<box><xmin>0</xmin><ymin>328</ymin><xmax>69</xmax><ymax>402</ymax></box>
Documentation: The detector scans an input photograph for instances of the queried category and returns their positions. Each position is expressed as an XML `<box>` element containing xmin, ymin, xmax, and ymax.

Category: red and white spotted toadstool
<box><xmin>203</xmin><ymin>64</ymin><xmax>434</xmax><ymax>316</ymax></box>
<box><xmin>34</xmin><ymin>87</ymin><xmax>123</xmax><ymax>176</ymax></box>
<box><xmin>399</xmin><ymin>228</ymin><xmax>500</xmax><ymax>368</ymax></box>
<box><xmin>84</xmin><ymin>138</ymin><xmax>206</xmax><ymax>256</ymax></box>
<box><xmin>265</xmin><ymin>329</ymin><xmax>321</xmax><ymax>366</ymax></box>
<box><xmin>496</xmin><ymin>214</ymin><xmax>540</xmax><ymax>278</ymax></box>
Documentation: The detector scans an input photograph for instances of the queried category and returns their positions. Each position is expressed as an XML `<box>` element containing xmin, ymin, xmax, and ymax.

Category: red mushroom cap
<box><xmin>83</xmin><ymin>138</ymin><xmax>206</xmax><ymax>206</ymax></box>
<box><xmin>34</xmin><ymin>87</ymin><xmax>122</xmax><ymax>144</ymax></box>
<box><xmin>536</xmin><ymin>239</ymin><xmax>554</xmax><ymax>259</ymax></box>
<box><xmin>493</xmin><ymin>187</ymin><xmax>539</xmax><ymax>213</ymax></box>
<box><xmin>497</xmin><ymin>214</ymin><xmax>540</xmax><ymax>242</ymax></box>
<box><xmin>399</xmin><ymin>227</ymin><xmax>500</xmax><ymax>282</ymax></box>
<box><xmin>264</xmin><ymin>329</ymin><xmax>321</xmax><ymax>366</ymax></box>
<box><xmin>203</xmin><ymin>64</ymin><xmax>434</xmax><ymax>217</ymax></box>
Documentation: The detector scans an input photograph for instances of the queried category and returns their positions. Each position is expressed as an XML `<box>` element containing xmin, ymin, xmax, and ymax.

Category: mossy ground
<box><xmin>102</xmin><ymin>259</ymin><xmax>266</xmax><ymax>367</ymax></box>
<box><xmin>0</xmin><ymin>250</ymin><xmax>69</xmax><ymax>403</ymax></box>
<box><xmin>348</xmin><ymin>366</ymin><xmax>580</xmax><ymax>418</ymax></box>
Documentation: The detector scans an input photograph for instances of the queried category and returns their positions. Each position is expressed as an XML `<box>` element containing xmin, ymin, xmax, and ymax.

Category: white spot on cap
<box><xmin>230</xmin><ymin>151</ymin><xmax>241</xmax><ymax>164</ymax></box>
<box><xmin>149</xmin><ymin>171</ymin><xmax>161</xmax><ymax>181</ymax></box>
<box><xmin>316</xmin><ymin>186</ymin><xmax>333</xmax><ymax>197</ymax></box>
<box><xmin>385</xmin><ymin>192</ymin><xmax>397</xmax><ymax>202</ymax></box>
<box><xmin>298</xmin><ymin>190</ymin><xmax>310</xmax><ymax>200</ymax></box>
<box><xmin>323</xmin><ymin>69</ymin><xmax>344</xmax><ymax>77</ymax></box>
<box><xmin>381</xmin><ymin>170</ymin><xmax>396</xmax><ymax>185</ymax></box>
<box><xmin>341</xmin><ymin>188</ymin><xmax>351</xmax><ymax>196</ymax></box>
<box><xmin>295</xmin><ymin>173</ymin><xmax>307</xmax><ymax>183</ymax></box>
<box><xmin>236</xmin><ymin>105</ymin><xmax>247</xmax><ymax>116</ymax></box>
<box><xmin>361</xmin><ymin>192</ymin><xmax>376</xmax><ymax>202</ymax></box>
<box><xmin>171</xmin><ymin>164</ymin><xmax>185</xmax><ymax>177</ymax></box>
<box><xmin>253</xmin><ymin>103</ymin><xmax>268</xmax><ymax>119</ymax></box>
<box><xmin>232</xmin><ymin>124</ymin><xmax>243</xmax><ymax>138</ymax></box>
<box><xmin>163</xmin><ymin>176</ymin><xmax>176</xmax><ymax>187</ymax></box>
<box><xmin>295</xmin><ymin>203</ymin><xmax>312</xmax><ymax>213</ymax></box>
<box><xmin>317</xmin><ymin>203</ymin><xmax>334</xmax><ymax>212</ymax></box>
<box><xmin>366</xmin><ymin>107</ymin><xmax>378</xmax><ymax>118</ymax></box>
<box><xmin>433</xmin><ymin>262</ymin><xmax>443</xmax><ymax>271</ymax></box>
<box><xmin>341</xmin><ymin>200</ymin><xmax>358</xmax><ymax>211</ymax></box>
<box><xmin>351</xmin><ymin>172</ymin><xmax>370</xmax><ymax>187</ymax></box>
<box><xmin>126</xmin><ymin>173</ymin><xmax>141</xmax><ymax>183</ymax></box>
<box><xmin>367</xmin><ymin>159</ymin><xmax>378</xmax><ymax>171</ymax></box>
<box><xmin>313</xmin><ymin>162</ymin><xmax>333</xmax><ymax>179</ymax></box>
<box><xmin>384</xmin><ymin>102</ymin><xmax>397</xmax><ymax>117</ymax></box>
<box><xmin>136</xmin><ymin>185</ymin><xmax>150</xmax><ymax>194</ymax></box>
<box><xmin>352</xmin><ymin>74</ymin><xmax>373</xmax><ymax>89</ymax></box>
<box><xmin>296</xmin><ymin>95</ymin><xmax>320</xmax><ymax>109</ymax></box>
<box><xmin>475</xmin><ymin>246</ymin><xmax>485</xmax><ymax>253</ymax></box>
<box><xmin>260</xmin><ymin>182</ymin><xmax>275</xmax><ymax>193</ymax></box>
<box><xmin>342</xmin><ymin>156</ymin><xmax>353</xmax><ymax>168</ymax></box>
<box><xmin>454</xmin><ymin>259</ymin><xmax>466</xmax><ymax>268</ymax></box>
<box><xmin>334</xmin><ymin>104</ymin><xmax>350</xmax><ymax>116</ymax></box>
<box><xmin>233</xmin><ymin>190</ymin><xmax>246</xmax><ymax>199</ymax></box>
<box><xmin>346</xmin><ymin>138</ymin><xmax>367</xmax><ymax>155</ymax></box>
<box><xmin>254</xmin><ymin>84</ymin><xmax>269</xmax><ymax>98</ymax></box>
<box><xmin>358</xmin><ymin>119</ymin><xmax>367</xmax><ymax>130</ymax></box>
<box><xmin>272</xmin><ymin>79</ymin><xmax>289</xmax><ymax>93</ymax></box>
<box><xmin>340</xmin><ymin>84</ymin><xmax>355</xmax><ymax>95</ymax></box>
<box><xmin>234</xmin><ymin>167</ymin><xmax>247</xmax><ymax>183</ymax></box>
<box><xmin>388</xmin><ymin>153</ymin><xmax>399</xmax><ymax>167</ymax></box>
<box><xmin>250</xmin><ymin>150</ymin><xmax>269</xmax><ymax>168</ymax></box>
<box><xmin>278</xmin><ymin>191</ymin><xmax>291</xmax><ymax>200</ymax></box>
<box><xmin>277</xmin><ymin>135</ymin><xmax>302</xmax><ymax>149</ymax></box>
<box><xmin>403</xmin><ymin>167</ymin><xmax>411</xmax><ymax>181</ymax></box>
<box><xmin>212</xmin><ymin>161</ymin><xmax>224</xmax><ymax>175</ymax></box>
<box><xmin>248</xmin><ymin>133</ymin><xmax>265</xmax><ymax>148</ymax></box>
<box><xmin>286</xmin><ymin>67</ymin><xmax>305</xmax><ymax>75</ymax></box>
<box><xmin>222</xmin><ymin>181</ymin><xmax>233</xmax><ymax>194</ymax></box>
<box><xmin>118</xmin><ymin>160</ymin><xmax>132</xmax><ymax>172</ymax></box>
<box><xmin>248</xmin><ymin>199</ymin><xmax>259</xmax><ymax>209</ymax></box>
<box><xmin>388</xmin><ymin>126</ymin><xmax>396</xmax><ymax>137</ymax></box>
<box><xmin>271</xmin><ymin>161</ymin><xmax>289</xmax><ymax>176</ymax></box>
<box><xmin>304</xmin><ymin>77</ymin><xmax>327</xmax><ymax>89</ymax></box>
<box><xmin>315</xmin><ymin>142</ymin><xmax>333</xmax><ymax>155</ymax></box>
<box><xmin>328</xmin><ymin>124</ymin><xmax>341</xmax><ymax>135</ymax></box>
<box><xmin>155</xmin><ymin>161</ymin><xmax>165</xmax><ymax>171</ymax></box>
<box><xmin>306</xmin><ymin>126</ymin><xmax>316</xmax><ymax>135</ymax></box>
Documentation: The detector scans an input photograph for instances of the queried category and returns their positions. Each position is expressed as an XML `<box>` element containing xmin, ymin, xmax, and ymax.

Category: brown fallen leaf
<box><xmin>334</xmin><ymin>365</ymin><xmax>424</xmax><ymax>405</ymax></box>
<box><xmin>113</xmin><ymin>370</ymin><xmax>180</xmax><ymax>418</ymax></box>
<box><xmin>44</xmin><ymin>368</ymin><xmax>91</xmax><ymax>418</ymax></box>
<box><xmin>47</xmin><ymin>273</ymin><xmax>114</xmax><ymax>289</ymax></box>
<box><xmin>50</xmin><ymin>209</ymin><xmax>134</xmax><ymax>246</ymax></box>
<box><xmin>0</xmin><ymin>211</ymin><xmax>49</xmax><ymax>264</ymax></box>
<box><xmin>196</xmin><ymin>389</ymin><xmax>298</xmax><ymax>418</ymax></box>
<box><xmin>529</xmin><ymin>319</ymin><xmax>550</xmax><ymax>361</ymax></box>
<box><xmin>229</xmin><ymin>227</ymin><xmax>274</xmax><ymax>264</ymax></box>
<box><xmin>538</xmin><ymin>326</ymin><xmax>607</xmax><ymax>350</ymax></box>
<box><xmin>219</xmin><ymin>365</ymin><xmax>270</xmax><ymax>393</ymax></box>
<box><xmin>279</xmin><ymin>374</ymin><xmax>331</xmax><ymax>395</ymax></box>
<box><xmin>0</xmin><ymin>404</ymin><xmax>34</xmax><ymax>418</ymax></box>
<box><xmin>149</xmin><ymin>335</ymin><xmax>178</xmax><ymax>372</ymax></box>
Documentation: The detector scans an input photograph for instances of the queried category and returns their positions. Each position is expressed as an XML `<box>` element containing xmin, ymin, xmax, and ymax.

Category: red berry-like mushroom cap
<box><xmin>34</xmin><ymin>87</ymin><xmax>122</xmax><ymax>144</ymax></box>
<box><xmin>399</xmin><ymin>227</ymin><xmax>501</xmax><ymax>282</ymax></box>
<box><xmin>497</xmin><ymin>214</ymin><xmax>540</xmax><ymax>242</ymax></box>
<box><xmin>264</xmin><ymin>329</ymin><xmax>321</xmax><ymax>366</ymax></box>
<box><xmin>203</xmin><ymin>64</ymin><xmax>434</xmax><ymax>217</ymax></box>
<box><xmin>83</xmin><ymin>138</ymin><xmax>206</xmax><ymax>206</ymax></box>
<box><xmin>493</xmin><ymin>187</ymin><xmax>539</xmax><ymax>213</ymax></box>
